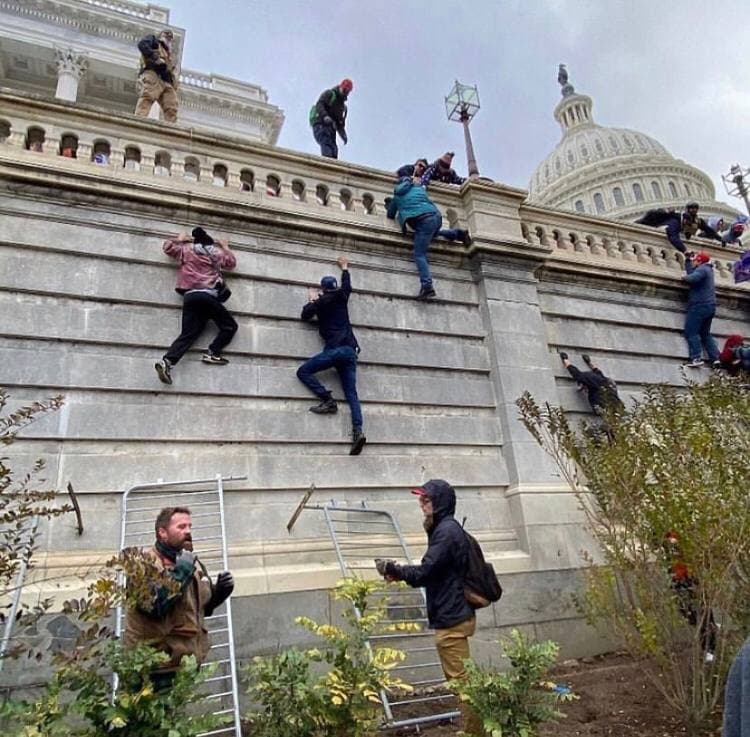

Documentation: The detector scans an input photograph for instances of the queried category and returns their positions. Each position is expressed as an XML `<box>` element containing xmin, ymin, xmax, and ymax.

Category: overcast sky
<box><xmin>165</xmin><ymin>0</ymin><xmax>749</xmax><ymax>209</ymax></box>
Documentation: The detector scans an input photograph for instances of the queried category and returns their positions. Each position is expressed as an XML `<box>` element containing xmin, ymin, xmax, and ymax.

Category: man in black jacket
<box><xmin>375</xmin><ymin>479</ymin><xmax>480</xmax><ymax>733</ymax></box>
<box><xmin>636</xmin><ymin>202</ymin><xmax>720</xmax><ymax>253</ymax></box>
<box><xmin>297</xmin><ymin>255</ymin><xmax>365</xmax><ymax>455</ymax></box>
<box><xmin>309</xmin><ymin>79</ymin><xmax>353</xmax><ymax>159</ymax></box>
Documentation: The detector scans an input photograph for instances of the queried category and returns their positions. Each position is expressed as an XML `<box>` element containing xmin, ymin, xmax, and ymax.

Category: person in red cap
<box><xmin>309</xmin><ymin>79</ymin><xmax>353</xmax><ymax>159</ymax></box>
<box><xmin>374</xmin><ymin>479</ymin><xmax>481</xmax><ymax>734</ymax></box>
<box><xmin>682</xmin><ymin>250</ymin><xmax>720</xmax><ymax>369</ymax></box>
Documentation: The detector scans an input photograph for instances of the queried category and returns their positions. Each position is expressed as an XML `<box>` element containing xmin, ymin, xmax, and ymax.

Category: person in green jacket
<box><xmin>386</xmin><ymin>176</ymin><xmax>470</xmax><ymax>299</ymax></box>
<box><xmin>309</xmin><ymin>79</ymin><xmax>352</xmax><ymax>159</ymax></box>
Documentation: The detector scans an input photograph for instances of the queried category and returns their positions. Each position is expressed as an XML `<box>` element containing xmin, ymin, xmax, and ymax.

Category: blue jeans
<box><xmin>684</xmin><ymin>303</ymin><xmax>719</xmax><ymax>362</ymax></box>
<box><xmin>312</xmin><ymin>123</ymin><xmax>338</xmax><ymax>158</ymax></box>
<box><xmin>408</xmin><ymin>212</ymin><xmax>463</xmax><ymax>288</ymax></box>
<box><xmin>297</xmin><ymin>345</ymin><xmax>362</xmax><ymax>431</ymax></box>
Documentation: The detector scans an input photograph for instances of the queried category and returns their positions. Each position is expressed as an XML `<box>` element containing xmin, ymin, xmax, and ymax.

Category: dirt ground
<box><xmin>385</xmin><ymin>652</ymin><xmax>723</xmax><ymax>737</ymax></box>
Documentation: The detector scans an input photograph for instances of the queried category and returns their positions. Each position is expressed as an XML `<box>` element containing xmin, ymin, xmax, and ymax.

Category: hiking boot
<box><xmin>712</xmin><ymin>360</ymin><xmax>723</xmax><ymax>370</ymax></box>
<box><xmin>582</xmin><ymin>353</ymin><xmax>592</xmax><ymax>366</ymax></box>
<box><xmin>310</xmin><ymin>397</ymin><xmax>338</xmax><ymax>414</ymax></box>
<box><xmin>155</xmin><ymin>359</ymin><xmax>172</xmax><ymax>385</ymax></box>
<box><xmin>559</xmin><ymin>351</ymin><xmax>568</xmax><ymax>361</ymax></box>
<box><xmin>684</xmin><ymin>358</ymin><xmax>704</xmax><ymax>368</ymax></box>
<box><xmin>416</xmin><ymin>285</ymin><xmax>437</xmax><ymax>300</ymax></box>
<box><xmin>202</xmin><ymin>352</ymin><xmax>229</xmax><ymax>365</ymax></box>
<box><xmin>349</xmin><ymin>430</ymin><xmax>366</xmax><ymax>456</ymax></box>
<box><xmin>458</xmin><ymin>229</ymin><xmax>472</xmax><ymax>247</ymax></box>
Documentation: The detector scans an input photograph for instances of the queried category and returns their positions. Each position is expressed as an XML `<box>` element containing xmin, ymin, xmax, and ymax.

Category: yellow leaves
<box><xmin>110</xmin><ymin>715</ymin><xmax>127</xmax><ymax>728</ymax></box>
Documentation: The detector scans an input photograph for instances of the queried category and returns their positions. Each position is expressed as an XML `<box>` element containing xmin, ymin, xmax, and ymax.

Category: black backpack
<box><xmin>458</xmin><ymin>521</ymin><xmax>503</xmax><ymax>609</ymax></box>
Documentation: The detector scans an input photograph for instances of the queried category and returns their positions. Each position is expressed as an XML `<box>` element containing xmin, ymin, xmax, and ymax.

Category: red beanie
<box><xmin>693</xmin><ymin>251</ymin><xmax>710</xmax><ymax>265</ymax></box>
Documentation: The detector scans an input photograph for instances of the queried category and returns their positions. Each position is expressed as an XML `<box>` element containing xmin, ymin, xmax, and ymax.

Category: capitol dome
<box><xmin>527</xmin><ymin>68</ymin><xmax>739</xmax><ymax>222</ymax></box>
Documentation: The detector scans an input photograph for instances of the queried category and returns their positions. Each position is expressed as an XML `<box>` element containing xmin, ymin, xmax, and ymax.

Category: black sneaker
<box><xmin>155</xmin><ymin>359</ymin><xmax>172</xmax><ymax>385</ymax></box>
<box><xmin>582</xmin><ymin>354</ymin><xmax>592</xmax><ymax>366</ymax></box>
<box><xmin>350</xmin><ymin>430</ymin><xmax>366</xmax><ymax>456</ymax></box>
<box><xmin>459</xmin><ymin>230</ymin><xmax>472</xmax><ymax>247</ymax></box>
<box><xmin>559</xmin><ymin>352</ymin><xmax>568</xmax><ymax>361</ymax></box>
<box><xmin>416</xmin><ymin>286</ymin><xmax>437</xmax><ymax>300</ymax></box>
<box><xmin>310</xmin><ymin>398</ymin><xmax>338</xmax><ymax>414</ymax></box>
<box><xmin>712</xmin><ymin>360</ymin><xmax>723</xmax><ymax>370</ymax></box>
<box><xmin>202</xmin><ymin>353</ymin><xmax>229</xmax><ymax>365</ymax></box>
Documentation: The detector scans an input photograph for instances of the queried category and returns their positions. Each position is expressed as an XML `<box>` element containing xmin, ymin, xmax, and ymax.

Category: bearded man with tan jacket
<box><xmin>124</xmin><ymin>506</ymin><xmax>234</xmax><ymax>688</ymax></box>
<box><xmin>134</xmin><ymin>29</ymin><xmax>179</xmax><ymax>123</ymax></box>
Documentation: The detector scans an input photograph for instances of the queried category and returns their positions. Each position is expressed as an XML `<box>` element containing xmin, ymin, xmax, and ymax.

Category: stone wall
<box><xmin>1</xmin><ymin>92</ymin><xmax>748</xmax><ymax>684</ymax></box>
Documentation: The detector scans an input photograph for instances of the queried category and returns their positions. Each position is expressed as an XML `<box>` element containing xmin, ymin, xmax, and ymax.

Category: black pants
<box><xmin>164</xmin><ymin>292</ymin><xmax>238</xmax><ymax>365</ymax></box>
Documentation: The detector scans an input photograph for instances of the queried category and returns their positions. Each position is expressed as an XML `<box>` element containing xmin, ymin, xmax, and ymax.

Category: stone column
<box><xmin>54</xmin><ymin>48</ymin><xmax>88</xmax><ymax>102</ymax></box>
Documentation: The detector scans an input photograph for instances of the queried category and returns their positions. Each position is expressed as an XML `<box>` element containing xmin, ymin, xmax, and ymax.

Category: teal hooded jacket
<box><xmin>386</xmin><ymin>177</ymin><xmax>439</xmax><ymax>228</ymax></box>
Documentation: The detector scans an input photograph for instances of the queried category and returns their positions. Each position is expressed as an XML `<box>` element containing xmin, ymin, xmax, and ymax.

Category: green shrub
<box><xmin>244</xmin><ymin>577</ymin><xmax>417</xmax><ymax>737</ymax></box>
<box><xmin>451</xmin><ymin>629</ymin><xmax>574</xmax><ymax>737</ymax></box>
<box><xmin>517</xmin><ymin>375</ymin><xmax>750</xmax><ymax>735</ymax></box>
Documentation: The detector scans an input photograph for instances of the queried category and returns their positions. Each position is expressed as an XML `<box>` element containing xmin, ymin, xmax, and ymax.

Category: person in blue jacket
<box><xmin>386</xmin><ymin>176</ymin><xmax>470</xmax><ymax>299</ymax></box>
<box><xmin>637</xmin><ymin>202</ymin><xmax>710</xmax><ymax>253</ymax></box>
<box><xmin>297</xmin><ymin>255</ymin><xmax>366</xmax><ymax>456</ymax></box>
<box><xmin>682</xmin><ymin>251</ymin><xmax>720</xmax><ymax>368</ymax></box>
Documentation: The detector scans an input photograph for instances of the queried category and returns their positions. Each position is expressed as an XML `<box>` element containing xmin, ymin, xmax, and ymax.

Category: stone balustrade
<box><xmin>78</xmin><ymin>0</ymin><xmax>166</xmax><ymax>20</ymax></box>
<box><xmin>0</xmin><ymin>88</ymin><xmax>745</xmax><ymax>293</ymax></box>
<box><xmin>519</xmin><ymin>204</ymin><xmax>745</xmax><ymax>287</ymax></box>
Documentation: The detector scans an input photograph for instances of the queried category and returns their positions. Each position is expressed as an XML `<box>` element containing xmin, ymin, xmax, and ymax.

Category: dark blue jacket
<box><xmin>683</xmin><ymin>261</ymin><xmax>716</xmax><ymax>307</ymax></box>
<box><xmin>395</xmin><ymin>480</ymin><xmax>474</xmax><ymax>629</ymax></box>
<box><xmin>723</xmin><ymin>636</ymin><xmax>750</xmax><ymax>737</ymax></box>
<box><xmin>301</xmin><ymin>270</ymin><xmax>359</xmax><ymax>351</ymax></box>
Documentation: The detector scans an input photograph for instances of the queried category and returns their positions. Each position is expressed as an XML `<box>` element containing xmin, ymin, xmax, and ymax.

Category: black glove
<box><xmin>172</xmin><ymin>550</ymin><xmax>196</xmax><ymax>584</ymax></box>
<box><xmin>205</xmin><ymin>571</ymin><xmax>234</xmax><ymax>616</ymax></box>
<box><xmin>375</xmin><ymin>559</ymin><xmax>401</xmax><ymax>580</ymax></box>
<box><xmin>322</xmin><ymin>115</ymin><xmax>333</xmax><ymax>126</ymax></box>
<box><xmin>559</xmin><ymin>352</ymin><xmax>568</xmax><ymax>361</ymax></box>
<box><xmin>215</xmin><ymin>571</ymin><xmax>234</xmax><ymax>599</ymax></box>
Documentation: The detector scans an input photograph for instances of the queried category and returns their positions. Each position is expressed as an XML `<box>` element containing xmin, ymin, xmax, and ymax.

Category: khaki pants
<box><xmin>435</xmin><ymin>616</ymin><xmax>483</xmax><ymax>734</ymax></box>
<box><xmin>135</xmin><ymin>70</ymin><xmax>178</xmax><ymax>123</ymax></box>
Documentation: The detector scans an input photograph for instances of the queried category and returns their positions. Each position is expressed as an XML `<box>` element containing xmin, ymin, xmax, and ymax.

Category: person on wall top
<box><xmin>134</xmin><ymin>29</ymin><xmax>179</xmax><ymax>123</ymax></box>
<box><xmin>309</xmin><ymin>79</ymin><xmax>353</xmax><ymax>159</ymax></box>
<box><xmin>636</xmin><ymin>202</ymin><xmax>716</xmax><ymax>253</ymax></box>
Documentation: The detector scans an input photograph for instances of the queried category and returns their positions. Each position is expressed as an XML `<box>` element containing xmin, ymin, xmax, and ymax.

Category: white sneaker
<box><xmin>704</xmin><ymin>651</ymin><xmax>715</xmax><ymax>663</ymax></box>
<box><xmin>684</xmin><ymin>359</ymin><xmax>704</xmax><ymax>368</ymax></box>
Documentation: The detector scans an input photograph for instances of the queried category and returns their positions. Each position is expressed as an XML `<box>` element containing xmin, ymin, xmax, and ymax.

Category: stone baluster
<box><xmin>172</xmin><ymin>159</ymin><xmax>185</xmax><ymax>178</ymax></box>
<box><xmin>54</xmin><ymin>48</ymin><xmax>88</xmax><ymax>102</ymax></box>
<box><xmin>664</xmin><ymin>250</ymin><xmax>682</xmax><ymax>271</ymax></box>
<box><xmin>554</xmin><ymin>230</ymin><xmax>573</xmax><ymax>250</ymax></box>
<box><xmin>7</xmin><ymin>129</ymin><xmax>26</xmax><ymax>148</ymax></box>
<box><xmin>227</xmin><ymin>170</ymin><xmax>241</xmax><ymax>190</ymax></box>
<box><xmin>110</xmin><ymin>147</ymin><xmax>125</xmax><ymax>169</ymax></box>
<box><xmin>77</xmin><ymin>142</ymin><xmax>93</xmax><ymax>161</ymax></box>
<box><xmin>327</xmin><ymin>189</ymin><xmax>342</xmax><ymax>210</ymax></box>
<box><xmin>633</xmin><ymin>242</ymin><xmax>650</xmax><ymax>264</ymax></box>
<box><xmin>603</xmin><ymin>238</ymin><xmax>619</xmax><ymax>259</ymax></box>
<box><xmin>618</xmin><ymin>241</ymin><xmax>635</xmax><ymax>261</ymax></box>
<box><xmin>587</xmin><ymin>235</ymin><xmax>605</xmax><ymax>255</ymax></box>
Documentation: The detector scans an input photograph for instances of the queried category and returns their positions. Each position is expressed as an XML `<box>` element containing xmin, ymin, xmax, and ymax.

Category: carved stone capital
<box><xmin>54</xmin><ymin>48</ymin><xmax>88</xmax><ymax>80</ymax></box>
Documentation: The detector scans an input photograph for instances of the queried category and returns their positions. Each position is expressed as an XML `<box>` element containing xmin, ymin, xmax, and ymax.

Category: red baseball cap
<box><xmin>693</xmin><ymin>251</ymin><xmax>710</xmax><ymax>265</ymax></box>
<box><xmin>411</xmin><ymin>487</ymin><xmax>428</xmax><ymax>496</ymax></box>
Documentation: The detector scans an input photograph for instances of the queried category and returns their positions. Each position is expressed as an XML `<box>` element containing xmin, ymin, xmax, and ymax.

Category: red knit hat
<box><xmin>693</xmin><ymin>251</ymin><xmax>710</xmax><ymax>265</ymax></box>
<box><xmin>340</xmin><ymin>78</ymin><xmax>353</xmax><ymax>93</ymax></box>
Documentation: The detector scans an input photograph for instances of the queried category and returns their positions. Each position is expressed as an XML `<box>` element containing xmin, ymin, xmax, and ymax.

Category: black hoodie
<box><xmin>396</xmin><ymin>479</ymin><xmax>474</xmax><ymax>629</ymax></box>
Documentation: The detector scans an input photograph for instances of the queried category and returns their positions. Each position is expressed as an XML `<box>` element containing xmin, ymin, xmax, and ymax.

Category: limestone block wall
<box><xmin>1</xmin><ymin>92</ymin><xmax>748</xmax><ymax>678</ymax></box>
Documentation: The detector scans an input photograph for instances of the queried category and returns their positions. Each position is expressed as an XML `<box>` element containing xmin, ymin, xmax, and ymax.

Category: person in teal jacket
<box><xmin>386</xmin><ymin>176</ymin><xmax>470</xmax><ymax>299</ymax></box>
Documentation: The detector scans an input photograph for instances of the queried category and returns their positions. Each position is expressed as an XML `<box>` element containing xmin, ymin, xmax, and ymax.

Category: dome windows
<box><xmin>574</xmin><ymin>200</ymin><xmax>585</xmax><ymax>213</ymax></box>
<box><xmin>668</xmin><ymin>181</ymin><xmax>678</xmax><ymax>198</ymax></box>
<box><xmin>593</xmin><ymin>192</ymin><xmax>605</xmax><ymax>213</ymax></box>
<box><xmin>651</xmin><ymin>181</ymin><xmax>662</xmax><ymax>199</ymax></box>
<box><xmin>613</xmin><ymin>187</ymin><xmax>625</xmax><ymax>207</ymax></box>
<box><xmin>632</xmin><ymin>183</ymin><xmax>644</xmax><ymax>202</ymax></box>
